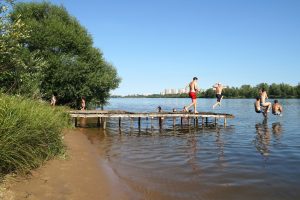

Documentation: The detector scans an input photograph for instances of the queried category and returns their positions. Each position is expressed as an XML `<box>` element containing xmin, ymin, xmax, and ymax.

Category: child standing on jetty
<box><xmin>184</xmin><ymin>77</ymin><xmax>199</xmax><ymax>113</ymax></box>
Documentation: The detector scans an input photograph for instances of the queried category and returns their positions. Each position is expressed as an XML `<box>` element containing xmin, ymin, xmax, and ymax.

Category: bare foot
<box><xmin>194</xmin><ymin>111</ymin><xmax>199</xmax><ymax>114</ymax></box>
<box><xmin>263</xmin><ymin>112</ymin><xmax>268</xmax><ymax>118</ymax></box>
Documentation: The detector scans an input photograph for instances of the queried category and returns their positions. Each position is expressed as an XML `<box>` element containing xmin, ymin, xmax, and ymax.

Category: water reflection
<box><xmin>215</xmin><ymin>130</ymin><xmax>225</xmax><ymax>169</ymax></box>
<box><xmin>186</xmin><ymin>133</ymin><xmax>200</xmax><ymax>173</ymax></box>
<box><xmin>254</xmin><ymin>119</ymin><xmax>271</xmax><ymax>157</ymax></box>
<box><xmin>272</xmin><ymin>122</ymin><xmax>283</xmax><ymax>141</ymax></box>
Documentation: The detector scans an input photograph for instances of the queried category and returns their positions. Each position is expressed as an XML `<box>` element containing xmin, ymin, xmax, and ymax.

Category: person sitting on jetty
<box><xmin>212</xmin><ymin>82</ymin><xmax>227</xmax><ymax>109</ymax></box>
<box><xmin>157</xmin><ymin>106</ymin><xmax>162</xmax><ymax>112</ymax></box>
<box><xmin>260</xmin><ymin>88</ymin><xmax>271</xmax><ymax>113</ymax></box>
<box><xmin>272</xmin><ymin>100</ymin><xmax>283</xmax><ymax>116</ymax></box>
<box><xmin>81</xmin><ymin>96</ymin><xmax>86</xmax><ymax>110</ymax></box>
<box><xmin>254</xmin><ymin>97</ymin><xmax>267</xmax><ymax>117</ymax></box>
<box><xmin>184</xmin><ymin>77</ymin><xmax>199</xmax><ymax>113</ymax></box>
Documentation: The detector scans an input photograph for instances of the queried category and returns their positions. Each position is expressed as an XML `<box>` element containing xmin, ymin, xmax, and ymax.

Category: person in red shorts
<box><xmin>184</xmin><ymin>77</ymin><xmax>199</xmax><ymax>113</ymax></box>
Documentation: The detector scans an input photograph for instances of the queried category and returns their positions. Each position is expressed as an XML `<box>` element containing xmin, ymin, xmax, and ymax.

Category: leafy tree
<box><xmin>269</xmin><ymin>83</ymin><xmax>281</xmax><ymax>98</ymax></box>
<box><xmin>256</xmin><ymin>83</ymin><xmax>269</xmax><ymax>92</ymax></box>
<box><xmin>203</xmin><ymin>88</ymin><xmax>215</xmax><ymax>98</ymax></box>
<box><xmin>297</xmin><ymin>83</ymin><xmax>300</xmax><ymax>98</ymax></box>
<box><xmin>0</xmin><ymin>0</ymin><xmax>45</xmax><ymax>97</ymax></box>
<box><xmin>11</xmin><ymin>2</ymin><xmax>120</xmax><ymax>108</ymax></box>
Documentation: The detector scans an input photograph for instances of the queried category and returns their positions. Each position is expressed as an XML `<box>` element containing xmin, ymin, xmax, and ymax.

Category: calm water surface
<box><xmin>81</xmin><ymin>98</ymin><xmax>300</xmax><ymax>200</ymax></box>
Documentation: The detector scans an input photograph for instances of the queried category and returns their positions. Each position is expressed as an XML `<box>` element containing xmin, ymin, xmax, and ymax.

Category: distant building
<box><xmin>179</xmin><ymin>88</ymin><xmax>186</xmax><ymax>94</ymax></box>
<box><xmin>164</xmin><ymin>89</ymin><xmax>172</xmax><ymax>95</ymax></box>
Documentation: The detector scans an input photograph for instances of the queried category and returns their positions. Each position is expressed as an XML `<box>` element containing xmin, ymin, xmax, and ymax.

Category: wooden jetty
<box><xmin>69</xmin><ymin>110</ymin><xmax>235</xmax><ymax>129</ymax></box>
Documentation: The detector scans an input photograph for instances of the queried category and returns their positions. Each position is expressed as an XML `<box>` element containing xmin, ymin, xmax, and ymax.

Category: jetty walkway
<box><xmin>69</xmin><ymin>110</ymin><xmax>235</xmax><ymax>129</ymax></box>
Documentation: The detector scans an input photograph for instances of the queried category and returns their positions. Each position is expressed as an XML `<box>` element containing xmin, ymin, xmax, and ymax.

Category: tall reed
<box><xmin>0</xmin><ymin>94</ymin><xmax>70</xmax><ymax>177</ymax></box>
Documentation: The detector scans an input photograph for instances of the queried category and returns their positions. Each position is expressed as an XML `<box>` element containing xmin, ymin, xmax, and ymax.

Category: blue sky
<box><xmin>21</xmin><ymin>0</ymin><xmax>300</xmax><ymax>95</ymax></box>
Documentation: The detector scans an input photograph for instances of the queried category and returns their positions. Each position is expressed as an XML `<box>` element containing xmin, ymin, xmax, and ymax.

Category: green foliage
<box><xmin>203</xmin><ymin>88</ymin><xmax>215</xmax><ymax>98</ymax></box>
<box><xmin>11</xmin><ymin>2</ymin><xmax>121</xmax><ymax>108</ymax></box>
<box><xmin>297</xmin><ymin>83</ymin><xmax>300</xmax><ymax>98</ymax></box>
<box><xmin>0</xmin><ymin>93</ymin><xmax>70</xmax><ymax>177</ymax></box>
<box><xmin>0</xmin><ymin>0</ymin><xmax>46</xmax><ymax>97</ymax></box>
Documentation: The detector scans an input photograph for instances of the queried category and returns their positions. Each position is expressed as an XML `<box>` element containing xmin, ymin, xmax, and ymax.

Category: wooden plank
<box><xmin>68</xmin><ymin>110</ymin><xmax>234</xmax><ymax>118</ymax></box>
<box><xmin>69</xmin><ymin>114</ymin><xmax>233</xmax><ymax>119</ymax></box>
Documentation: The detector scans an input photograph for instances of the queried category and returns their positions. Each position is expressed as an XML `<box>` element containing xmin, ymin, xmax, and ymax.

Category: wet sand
<box><xmin>1</xmin><ymin>129</ymin><xmax>131</xmax><ymax>200</ymax></box>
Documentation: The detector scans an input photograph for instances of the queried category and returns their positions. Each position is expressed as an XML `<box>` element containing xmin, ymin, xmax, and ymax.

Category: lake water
<box><xmin>80</xmin><ymin>98</ymin><xmax>300</xmax><ymax>200</ymax></box>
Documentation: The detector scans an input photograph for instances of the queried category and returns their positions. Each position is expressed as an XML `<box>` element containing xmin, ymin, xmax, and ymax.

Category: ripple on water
<box><xmin>81</xmin><ymin>99</ymin><xmax>300</xmax><ymax>200</ymax></box>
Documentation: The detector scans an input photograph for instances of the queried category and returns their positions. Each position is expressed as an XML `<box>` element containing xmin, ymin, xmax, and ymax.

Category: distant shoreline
<box><xmin>112</xmin><ymin>83</ymin><xmax>300</xmax><ymax>99</ymax></box>
<box><xmin>111</xmin><ymin>96</ymin><xmax>300</xmax><ymax>99</ymax></box>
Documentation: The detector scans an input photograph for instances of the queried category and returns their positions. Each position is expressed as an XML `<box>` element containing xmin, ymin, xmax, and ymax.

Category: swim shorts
<box><xmin>189</xmin><ymin>92</ymin><xmax>197</xmax><ymax>100</ymax></box>
<box><xmin>273</xmin><ymin>112</ymin><xmax>281</xmax><ymax>115</ymax></box>
<box><xmin>256</xmin><ymin>110</ymin><xmax>262</xmax><ymax>113</ymax></box>
<box><xmin>216</xmin><ymin>94</ymin><xmax>223</xmax><ymax>102</ymax></box>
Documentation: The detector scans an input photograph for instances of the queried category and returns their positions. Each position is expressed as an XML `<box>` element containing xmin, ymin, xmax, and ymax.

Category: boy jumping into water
<box><xmin>254</xmin><ymin>97</ymin><xmax>267</xmax><ymax>117</ymax></box>
<box><xmin>212</xmin><ymin>83</ymin><xmax>227</xmax><ymax>109</ymax></box>
<box><xmin>272</xmin><ymin>100</ymin><xmax>283</xmax><ymax>115</ymax></box>
<box><xmin>184</xmin><ymin>77</ymin><xmax>199</xmax><ymax>113</ymax></box>
<box><xmin>260</xmin><ymin>88</ymin><xmax>271</xmax><ymax>113</ymax></box>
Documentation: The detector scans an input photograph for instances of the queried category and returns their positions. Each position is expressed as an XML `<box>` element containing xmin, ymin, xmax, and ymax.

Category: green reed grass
<box><xmin>0</xmin><ymin>94</ymin><xmax>70</xmax><ymax>178</ymax></box>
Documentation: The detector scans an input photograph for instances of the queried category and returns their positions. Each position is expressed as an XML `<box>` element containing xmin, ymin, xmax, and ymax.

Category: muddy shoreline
<box><xmin>1</xmin><ymin>129</ymin><xmax>132</xmax><ymax>200</ymax></box>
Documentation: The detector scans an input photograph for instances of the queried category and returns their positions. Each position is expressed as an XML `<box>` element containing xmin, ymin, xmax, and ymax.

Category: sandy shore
<box><xmin>1</xmin><ymin>129</ymin><xmax>131</xmax><ymax>200</ymax></box>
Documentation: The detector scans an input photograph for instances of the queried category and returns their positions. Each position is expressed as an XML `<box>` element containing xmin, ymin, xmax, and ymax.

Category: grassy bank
<box><xmin>0</xmin><ymin>94</ymin><xmax>70</xmax><ymax>178</ymax></box>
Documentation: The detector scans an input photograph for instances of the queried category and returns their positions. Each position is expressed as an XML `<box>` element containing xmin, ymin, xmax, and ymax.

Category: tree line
<box><xmin>0</xmin><ymin>0</ymin><xmax>120</xmax><ymax>108</ymax></box>
<box><xmin>122</xmin><ymin>83</ymin><xmax>300</xmax><ymax>99</ymax></box>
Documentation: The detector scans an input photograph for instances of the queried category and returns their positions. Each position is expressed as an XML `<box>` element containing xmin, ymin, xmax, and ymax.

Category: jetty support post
<box><xmin>74</xmin><ymin>117</ymin><xmax>78</xmax><ymax>127</ymax></box>
<box><xmin>138</xmin><ymin>117</ymin><xmax>141</xmax><ymax>129</ymax></box>
<box><xmin>119</xmin><ymin>117</ymin><xmax>121</xmax><ymax>128</ymax></box>
<box><xmin>173</xmin><ymin>117</ymin><xmax>176</xmax><ymax>127</ymax></box>
<box><xmin>159</xmin><ymin>117</ymin><xmax>163</xmax><ymax>129</ymax></box>
<box><xmin>97</xmin><ymin>117</ymin><xmax>101</xmax><ymax>127</ymax></box>
<box><xmin>224</xmin><ymin>117</ymin><xmax>227</xmax><ymax>127</ymax></box>
<box><xmin>202</xmin><ymin>117</ymin><xmax>204</xmax><ymax>126</ymax></box>
<box><xmin>130</xmin><ymin>117</ymin><xmax>133</xmax><ymax>129</ymax></box>
<box><xmin>103</xmin><ymin>118</ymin><xmax>107</xmax><ymax>129</ymax></box>
<box><xmin>151</xmin><ymin>117</ymin><xmax>154</xmax><ymax>128</ymax></box>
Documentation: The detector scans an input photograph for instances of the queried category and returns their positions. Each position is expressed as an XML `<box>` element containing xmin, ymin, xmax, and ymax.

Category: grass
<box><xmin>0</xmin><ymin>93</ymin><xmax>70</xmax><ymax>179</ymax></box>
